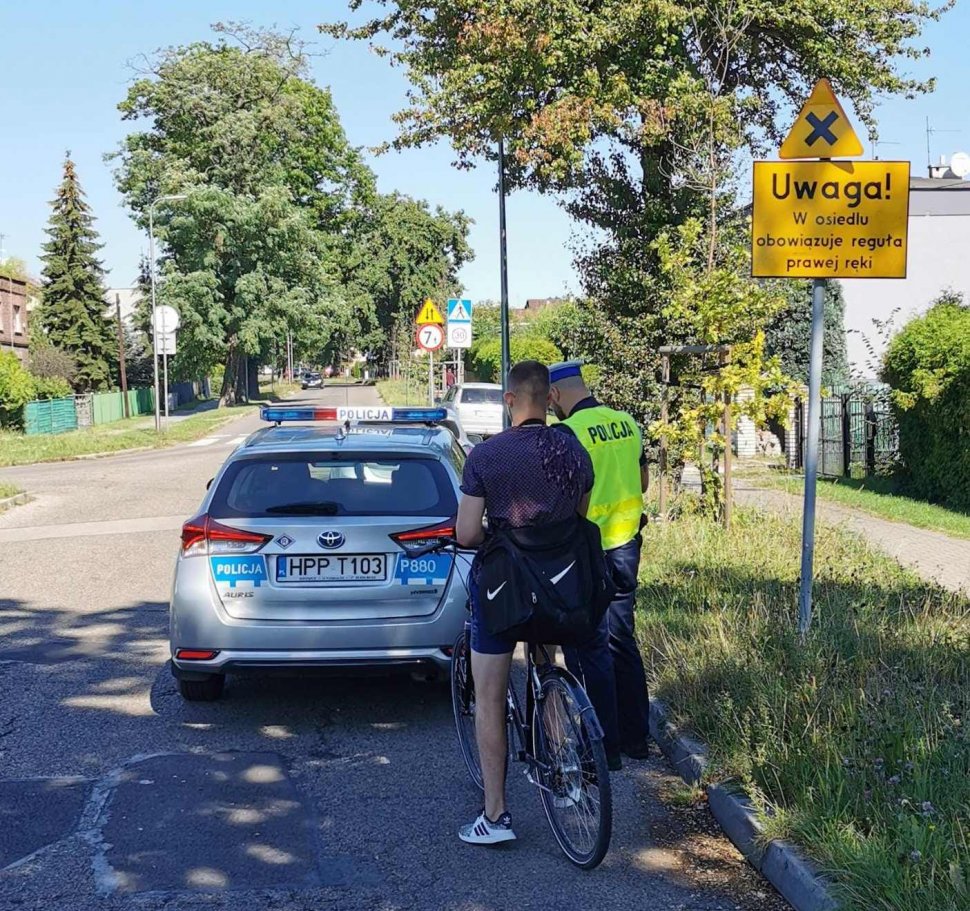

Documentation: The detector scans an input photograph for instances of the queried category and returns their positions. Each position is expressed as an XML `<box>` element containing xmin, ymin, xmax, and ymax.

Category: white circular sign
<box><xmin>416</xmin><ymin>322</ymin><xmax>445</xmax><ymax>352</ymax></box>
<box><xmin>152</xmin><ymin>305</ymin><xmax>181</xmax><ymax>334</ymax></box>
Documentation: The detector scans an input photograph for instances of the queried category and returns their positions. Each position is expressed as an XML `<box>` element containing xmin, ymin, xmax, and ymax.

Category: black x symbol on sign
<box><xmin>805</xmin><ymin>111</ymin><xmax>839</xmax><ymax>146</ymax></box>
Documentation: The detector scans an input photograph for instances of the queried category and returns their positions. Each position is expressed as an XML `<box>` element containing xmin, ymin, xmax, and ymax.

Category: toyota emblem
<box><xmin>317</xmin><ymin>531</ymin><xmax>346</xmax><ymax>549</ymax></box>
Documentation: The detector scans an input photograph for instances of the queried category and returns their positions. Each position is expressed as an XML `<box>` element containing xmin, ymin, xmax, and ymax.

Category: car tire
<box><xmin>178</xmin><ymin>674</ymin><xmax>225</xmax><ymax>702</ymax></box>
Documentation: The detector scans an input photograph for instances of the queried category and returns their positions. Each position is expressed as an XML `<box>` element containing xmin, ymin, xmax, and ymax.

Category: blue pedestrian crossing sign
<box><xmin>779</xmin><ymin>78</ymin><xmax>863</xmax><ymax>160</ymax></box>
<box><xmin>447</xmin><ymin>298</ymin><xmax>473</xmax><ymax>322</ymax></box>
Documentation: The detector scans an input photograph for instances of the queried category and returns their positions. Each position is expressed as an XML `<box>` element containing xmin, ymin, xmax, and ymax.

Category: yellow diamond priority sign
<box><xmin>779</xmin><ymin>78</ymin><xmax>864</xmax><ymax>160</ymax></box>
<box><xmin>416</xmin><ymin>298</ymin><xmax>445</xmax><ymax>325</ymax></box>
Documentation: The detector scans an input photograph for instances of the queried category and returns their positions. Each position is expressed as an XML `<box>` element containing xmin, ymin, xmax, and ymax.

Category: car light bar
<box><xmin>260</xmin><ymin>406</ymin><xmax>447</xmax><ymax>424</ymax></box>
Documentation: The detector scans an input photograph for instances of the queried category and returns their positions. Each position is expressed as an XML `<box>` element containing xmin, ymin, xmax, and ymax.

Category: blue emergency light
<box><xmin>259</xmin><ymin>406</ymin><xmax>447</xmax><ymax>424</ymax></box>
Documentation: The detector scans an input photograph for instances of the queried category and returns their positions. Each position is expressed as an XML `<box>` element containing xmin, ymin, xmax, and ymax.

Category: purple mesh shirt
<box><xmin>460</xmin><ymin>422</ymin><xmax>594</xmax><ymax>529</ymax></box>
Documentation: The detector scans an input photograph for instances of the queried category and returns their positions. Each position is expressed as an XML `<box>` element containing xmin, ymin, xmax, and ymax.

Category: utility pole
<box><xmin>497</xmin><ymin>139</ymin><xmax>511</xmax><ymax>427</ymax></box>
<box><xmin>115</xmin><ymin>294</ymin><xmax>129</xmax><ymax>417</ymax></box>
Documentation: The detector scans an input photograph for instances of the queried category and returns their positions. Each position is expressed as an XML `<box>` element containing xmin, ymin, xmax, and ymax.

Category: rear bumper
<box><xmin>172</xmin><ymin>646</ymin><xmax>451</xmax><ymax>679</ymax></box>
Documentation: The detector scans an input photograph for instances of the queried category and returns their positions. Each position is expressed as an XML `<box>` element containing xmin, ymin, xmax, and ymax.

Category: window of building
<box><xmin>13</xmin><ymin>305</ymin><xmax>23</xmax><ymax>335</ymax></box>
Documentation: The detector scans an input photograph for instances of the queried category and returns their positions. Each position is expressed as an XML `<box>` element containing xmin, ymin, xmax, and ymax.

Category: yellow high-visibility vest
<box><xmin>563</xmin><ymin>404</ymin><xmax>643</xmax><ymax>550</ymax></box>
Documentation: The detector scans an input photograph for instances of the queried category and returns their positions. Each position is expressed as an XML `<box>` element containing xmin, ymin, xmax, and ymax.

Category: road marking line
<box><xmin>228</xmin><ymin>435</ymin><xmax>249</xmax><ymax>446</ymax></box>
<box><xmin>188</xmin><ymin>437</ymin><xmax>221</xmax><ymax>447</ymax></box>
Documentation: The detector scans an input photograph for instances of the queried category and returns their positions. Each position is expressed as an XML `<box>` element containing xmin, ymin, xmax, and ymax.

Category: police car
<box><xmin>169</xmin><ymin>405</ymin><xmax>471</xmax><ymax>701</ymax></box>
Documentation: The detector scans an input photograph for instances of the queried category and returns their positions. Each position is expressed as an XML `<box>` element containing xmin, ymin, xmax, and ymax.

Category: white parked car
<box><xmin>440</xmin><ymin>383</ymin><xmax>504</xmax><ymax>441</ymax></box>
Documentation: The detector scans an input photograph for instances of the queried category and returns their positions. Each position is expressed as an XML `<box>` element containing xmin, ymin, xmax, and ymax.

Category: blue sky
<box><xmin>1</xmin><ymin>1</ymin><xmax>968</xmax><ymax>305</ymax></box>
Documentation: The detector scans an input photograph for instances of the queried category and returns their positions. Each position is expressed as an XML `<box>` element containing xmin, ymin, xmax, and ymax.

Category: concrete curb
<box><xmin>0</xmin><ymin>492</ymin><xmax>29</xmax><ymax>512</ymax></box>
<box><xmin>649</xmin><ymin>699</ymin><xmax>839</xmax><ymax>911</ymax></box>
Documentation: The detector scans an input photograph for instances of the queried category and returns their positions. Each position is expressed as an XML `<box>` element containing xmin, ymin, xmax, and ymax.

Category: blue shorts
<box><xmin>468</xmin><ymin>574</ymin><xmax>515</xmax><ymax>656</ymax></box>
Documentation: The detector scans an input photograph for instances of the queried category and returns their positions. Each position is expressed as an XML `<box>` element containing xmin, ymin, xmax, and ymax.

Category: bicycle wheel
<box><xmin>533</xmin><ymin>669</ymin><xmax>612</xmax><ymax>869</ymax></box>
<box><xmin>450</xmin><ymin>627</ymin><xmax>483</xmax><ymax>790</ymax></box>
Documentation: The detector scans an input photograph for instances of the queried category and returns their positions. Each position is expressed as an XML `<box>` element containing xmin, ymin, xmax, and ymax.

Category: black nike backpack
<box><xmin>476</xmin><ymin>514</ymin><xmax>616</xmax><ymax>647</ymax></box>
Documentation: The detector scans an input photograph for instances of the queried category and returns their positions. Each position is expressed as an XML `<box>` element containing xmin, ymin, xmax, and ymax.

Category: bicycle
<box><xmin>410</xmin><ymin>538</ymin><xmax>613</xmax><ymax>869</ymax></box>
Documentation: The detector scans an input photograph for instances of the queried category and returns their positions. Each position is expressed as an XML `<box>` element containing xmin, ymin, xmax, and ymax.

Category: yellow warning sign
<box><xmin>779</xmin><ymin>79</ymin><xmax>864</xmax><ymax>160</ymax></box>
<box><xmin>751</xmin><ymin>160</ymin><xmax>910</xmax><ymax>279</ymax></box>
<box><xmin>416</xmin><ymin>298</ymin><xmax>445</xmax><ymax>325</ymax></box>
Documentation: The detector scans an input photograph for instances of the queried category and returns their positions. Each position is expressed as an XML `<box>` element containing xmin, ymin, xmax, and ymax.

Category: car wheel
<box><xmin>178</xmin><ymin>674</ymin><xmax>225</xmax><ymax>702</ymax></box>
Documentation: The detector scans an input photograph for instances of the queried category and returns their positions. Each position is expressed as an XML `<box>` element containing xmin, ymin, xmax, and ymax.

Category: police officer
<box><xmin>549</xmin><ymin>360</ymin><xmax>651</xmax><ymax>768</ymax></box>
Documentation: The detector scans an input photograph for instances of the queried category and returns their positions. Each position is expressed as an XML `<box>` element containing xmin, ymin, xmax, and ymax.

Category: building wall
<box><xmin>840</xmin><ymin>183</ymin><xmax>970</xmax><ymax>376</ymax></box>
<box><xmin>0</xmin><ymin>277</ymin><xmax>30</xmax><ymax>365</ymax></box>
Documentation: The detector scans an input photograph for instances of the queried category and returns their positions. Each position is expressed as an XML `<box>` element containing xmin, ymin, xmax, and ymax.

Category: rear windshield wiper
<box><xmin>265</xmin><ymin>502</ymin><xmax>340</xmax><ymax>515</ymax></box>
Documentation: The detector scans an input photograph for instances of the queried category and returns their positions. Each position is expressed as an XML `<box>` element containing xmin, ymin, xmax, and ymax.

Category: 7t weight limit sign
<box><xmin>416</xmin><ymin>323</ymin><xmax>444</xmax><ymax>352</ymax></box>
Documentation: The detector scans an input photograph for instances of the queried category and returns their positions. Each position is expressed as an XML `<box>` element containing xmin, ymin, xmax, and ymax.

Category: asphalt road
<box><xmin>0</xmin><ymin>386</ymin><xmax>788</xmax><ymax>911</ymax></box>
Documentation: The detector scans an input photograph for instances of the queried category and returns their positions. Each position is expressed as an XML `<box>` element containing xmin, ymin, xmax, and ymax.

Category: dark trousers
<box><xmin>565</xmin><ymin>537</ymin><xmax>650</xmax><ymax>754</ymax></box>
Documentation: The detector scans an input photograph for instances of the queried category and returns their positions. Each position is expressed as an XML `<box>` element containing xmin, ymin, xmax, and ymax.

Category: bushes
<box><xmin>0</xmin><ymin>353</ymin><xmax>36</xmax><ymax>429</ymax></box>
<box><xmin>0</xmin><ymin>351</ymin><xmax>76</xmax><ymax>430</ymax></box>
<box><xmin>882</xmin><ymin>295</ymin><xmax>970</xmax><ymax>510</ymax></box>
<box><xmin>468</xmin><ymin>336</ymin><xmax>562</xmax><ymax>382</ymax></box>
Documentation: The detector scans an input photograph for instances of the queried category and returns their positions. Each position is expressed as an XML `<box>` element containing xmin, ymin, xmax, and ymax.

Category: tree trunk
<box><xmin>219</xmin><ymin>345</ymin><xmax>242</xmax><ymax>407</ymax></box>
<box><xmin>247</xmin><ymin>357</ymin><xmax>260</xmax><ymax>401</ymax></box>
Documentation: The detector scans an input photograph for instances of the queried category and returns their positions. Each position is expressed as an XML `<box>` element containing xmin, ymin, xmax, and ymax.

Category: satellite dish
<box><xmin>950</xmin><ymin>151</ymin><xmax>970</xmax><ymax>178</ymax></box>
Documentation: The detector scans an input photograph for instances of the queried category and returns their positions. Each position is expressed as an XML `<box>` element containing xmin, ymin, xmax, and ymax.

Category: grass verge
<box><xmin>0</xmin><ymin>407</ymin><xmax>252</xmax><ymax>467</ymax></box>
<box><xmin>638</xmin><ymin>506</ymin><xmax>969</xmax><ymax>911</ymax></box>
<box><xmin>376</xmin><ymin>378</ymin><xmax>434</xmax><ymax>406</ymax></box>
<box><xmin>0</xmin><ymin>481</ymin><xmax>22</xmax><ymax>499</ymax></box>
<box><xmin>763</xmin><ymin>472</ymin><xmax>970</xmax><ymax>540</ymax></box>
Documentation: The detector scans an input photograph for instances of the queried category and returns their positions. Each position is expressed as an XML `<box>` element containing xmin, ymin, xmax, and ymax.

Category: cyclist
<box><xmin>548</xmin><ymin>360</ymin><xmax>652</xmax><ymax>768</ymax></box>
<box><xmin>454</xmin><ymin>360</ymin><xmax>593</xmax><ymax>845</ymax></box>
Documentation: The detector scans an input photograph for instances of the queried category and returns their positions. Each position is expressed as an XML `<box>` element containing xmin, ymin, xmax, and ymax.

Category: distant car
<box><xmin>302</xmin><ymin>372</ymin><xmax>323</xmax><ymax>389</ymax></box>
<box><xmin>440</xmin><ymin>383</ymin><xmax>504</xmax><ymax>440</ymax></box>
<box><xmin>169</xmin><ymin>405</ymin><xmax>472</xmax><ymax>701</ymax></box>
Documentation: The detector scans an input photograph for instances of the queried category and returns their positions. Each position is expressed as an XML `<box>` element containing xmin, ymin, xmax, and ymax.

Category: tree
<box><xmin>344</xmin><ymin>192</ymin><xmax>473</xmax><ymax>363</ymax></box>
<box><xmin>882</xmin><ymin>294</ymin><xmax>970</xmax><ymax>508</ymax></box>
<box><xmin>36</xmin><ymin>155</ymin><xmax>116</xmax><ymax>392</ymax></box>
<box><xmin>112</xmin><ymin>24</ymin><xmax>471</xmax><ymax>401</ymax></box>
<box><xmin>0</xmin><ymin>258</ymin><xmax>30</xmax><ymax>283</ymax></box>
<box><xmin>111</xmin><ymin>25</ymin><xmax>375</xmax><ymax>403</ymax></box>
<box><xmin>765</xmin><ymin>280</ymin><xmax>850</xmax><ymax>387</ymax></box>
<box><xmin>324</xmin><ymin>2</ymin><xmax>948</xmax><ymax>302</ymax></box>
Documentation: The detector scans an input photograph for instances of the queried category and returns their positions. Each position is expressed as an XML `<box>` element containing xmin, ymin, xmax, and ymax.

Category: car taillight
<box><xmin>175</xmin><ymin>649</ymin><xmax>219</xmax><ymax>661</ymax></box>
<box><xmin>180</xmin><ymin>514</ymin><xmax>272</xmax><ymax>557</ymax></box>
<box><xmin>389</xmin><ymin>522</ymin><xmax>455</xmax><ymax>549</ymax></box>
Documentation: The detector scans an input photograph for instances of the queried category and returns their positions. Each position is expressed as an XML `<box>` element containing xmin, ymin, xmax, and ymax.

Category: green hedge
<box><xmin>882</xmin><ymin>296</ymin><xmax>970</xmax><ymax>510</ymax></box>
<box><xmin>468</xmin><ymin>336</ymin><xmax>562</xmax><ymax>382</ymax></box>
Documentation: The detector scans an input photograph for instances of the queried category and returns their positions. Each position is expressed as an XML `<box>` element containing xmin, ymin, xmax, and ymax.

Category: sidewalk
<box><xmin>735</xmin><ymin>483</ymin><xmax>970</xmax><ymax>596</ymax></box>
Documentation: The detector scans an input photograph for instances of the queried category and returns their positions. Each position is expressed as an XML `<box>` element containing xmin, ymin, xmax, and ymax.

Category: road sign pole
<box><xmin>498</xmin><ymin>139</ymin><xmax>511</xmax><ymax>428</ymax></box>
<box><xmin>428</xmin><ymin>350</ymin><xmax>434</xmax><ymax>406</ymax></box>
<box><xmin>798</xmin><ymin>278</ymin><xmax>826</xmax><ymax>638</ymax></box>
<box><xmin>163</xmin><ymin>351</ymin><xmax>170</xmax><ymax>426</ymax></box>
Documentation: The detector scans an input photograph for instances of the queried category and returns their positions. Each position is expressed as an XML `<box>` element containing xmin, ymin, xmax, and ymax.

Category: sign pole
<box><xmin>798</xmin><ymin>278</ymin><xmax>826</xmax><ymax>637</ymax></box>
<box><xmin>163</xmin><ymin>350</ymin><xmax>170</xmax><ymax>425</ymax></box>
<box><xmin>428</xmin><ymin>350</ymin><xmax>434</xmax><ymax>406</ymax></box>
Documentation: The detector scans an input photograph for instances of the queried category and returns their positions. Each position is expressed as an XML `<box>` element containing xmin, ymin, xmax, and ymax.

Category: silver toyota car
<box><xmin>169</xmin><ymin>405</ymin><xmax>470</xmax><ymax>701</ymax></box>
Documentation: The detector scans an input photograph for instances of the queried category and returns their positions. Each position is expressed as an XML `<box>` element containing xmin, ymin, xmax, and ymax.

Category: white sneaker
<box><xmin>458</xmin><ymin>810</ymin><xmax>517</xmax><ymax>845</ymax></box>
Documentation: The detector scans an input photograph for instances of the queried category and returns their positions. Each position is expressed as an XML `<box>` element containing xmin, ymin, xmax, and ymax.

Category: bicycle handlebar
<box><xmin>401</xmin><ymin>537</ymin><xmax>460</xmax><ymax>558</ymax></box>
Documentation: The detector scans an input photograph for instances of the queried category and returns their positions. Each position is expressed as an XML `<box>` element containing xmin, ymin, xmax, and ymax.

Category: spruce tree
<box><xmin>38</xmin><ymin>154</ymin><xmax>115</xmax><ymax>392</ymax></box>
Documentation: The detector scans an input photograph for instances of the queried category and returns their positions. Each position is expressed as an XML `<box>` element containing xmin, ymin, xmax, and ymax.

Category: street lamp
<box><xmin>497</xmin><ymin>139</ymin><xmax>511</xmax><ymax>429</ymax></box>
<box><xmin>148</xmin><ymin>194</ymin><xmax>187</xmax><ymax>431</ymax></box>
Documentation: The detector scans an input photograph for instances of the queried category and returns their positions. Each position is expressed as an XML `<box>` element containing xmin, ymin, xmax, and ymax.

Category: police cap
<box><xmin>548</xmin><ymin>360</ymin><xmax>584</xmax><ymax>384</ymax></box>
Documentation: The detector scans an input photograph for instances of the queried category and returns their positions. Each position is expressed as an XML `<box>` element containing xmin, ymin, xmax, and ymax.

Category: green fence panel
<box><xmin>24</xmin><ymin>397</ymin><xmax>78</xmax><ymax>435</ymax></box>
<box><xmin>91</xmin><ymin>391</ymin><xmax>124</xmax><ymax>425</ymax></box>
<box><xmin>129</xmin><ymin>387</ymin><xmax>154</xmax><ymax>416</ymax></box>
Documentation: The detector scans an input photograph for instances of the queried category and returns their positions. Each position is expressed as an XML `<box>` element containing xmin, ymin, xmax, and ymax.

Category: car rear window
<box><xmin>461</xmin><ymin>388</ymin><xmax>502</xmax><ymax>405</ymax></box>
<box><xmin>210</xmin><ymin>455</ymin><xmax>457</xmax><ymax>518</ymax></box>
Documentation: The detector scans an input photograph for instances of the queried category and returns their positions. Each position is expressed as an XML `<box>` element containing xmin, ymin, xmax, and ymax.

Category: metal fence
<box><xmin>90</xmin><ymin>389</ymin><xmax>155</xmax><ymax>425</ymax></box>
<box><xmin>24</xmin><ymin>397</ymin><xmax>78</xmax><ymax>435</ymax></box>
<box><xmin>794</xmin><ymin>384</ymin><xmax>899</xmax><ymax>478</ymax></box>
<box><xmin>23</xmin><ymin>387</ymin><xmax>156</xmax><ymax>436</ymax></box>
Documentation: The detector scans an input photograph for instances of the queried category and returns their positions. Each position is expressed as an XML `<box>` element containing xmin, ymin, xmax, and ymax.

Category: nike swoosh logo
<box><xmin>551</xmin><ymin>561</ymin><xmax>576</xmax><ymax>585</ymax></box>
<box><xmin>486</xmin><ymin>582</ymin><xmax>507</xmax><ymax>601</ymax></box>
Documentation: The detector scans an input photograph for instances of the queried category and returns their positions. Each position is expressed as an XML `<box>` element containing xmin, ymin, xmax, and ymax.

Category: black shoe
<box><xmin>621</xmin><ymin>739</ymin><xmax>652</xmax><ymax>760</ymax></box>
<box><xmin>606</xmin><ymin>751</ymin><xmax>623</xmax><ymax>772</ymax></box>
